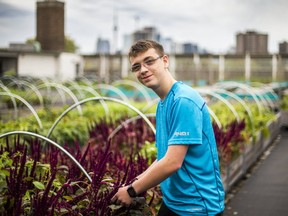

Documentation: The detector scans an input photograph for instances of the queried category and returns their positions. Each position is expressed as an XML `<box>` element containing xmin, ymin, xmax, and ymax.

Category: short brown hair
<box><xmin>128</xmin><ymin>40</ymin><xmax>164</xmax><ymax>58</ymax></box>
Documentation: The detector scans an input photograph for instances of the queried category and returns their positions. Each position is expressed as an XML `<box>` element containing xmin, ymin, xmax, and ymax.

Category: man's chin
<box><xmin>139</xmin><ymin>79</ymin><xmax>157</xmax><ymax>89</ymax></box>
<box><xmin>144</xmin><ymin>82</ymin><xmax>159</xmax><ymax>91</ymax></box>
<box><xmin>142</xmin><ymin>80</ymin><xmax>152</xmax><ymax>87</ymax></box>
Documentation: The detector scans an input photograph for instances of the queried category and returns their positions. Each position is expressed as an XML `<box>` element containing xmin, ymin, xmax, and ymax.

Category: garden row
<box><xmin>0</xmin><ymin>77</ymin><xmax>287</xmax><ymax>215</ymax></box>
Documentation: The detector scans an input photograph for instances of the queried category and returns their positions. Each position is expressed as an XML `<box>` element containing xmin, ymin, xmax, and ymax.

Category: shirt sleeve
<box><xmin>168</xmin><ymin>97</ymin><xmax>203</xmax><ymax>145</ymax></box>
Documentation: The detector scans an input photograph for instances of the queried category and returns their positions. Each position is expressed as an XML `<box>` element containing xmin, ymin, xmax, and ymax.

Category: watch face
<box><xmin>127</xmin><ymin>185</ymin><xmax>137</xmax><ymax>197</ymax></box>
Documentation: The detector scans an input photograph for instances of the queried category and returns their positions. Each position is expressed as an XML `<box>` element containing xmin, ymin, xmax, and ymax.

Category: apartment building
<box><xmin>236</xmin><ymin>31</ymin><xmax>268</xmax><ymax>55</ymax></box>
<box><xmin>279</xmin><ymin>41</ymin><xmax>288</xmax><ymax>54</ymax></box>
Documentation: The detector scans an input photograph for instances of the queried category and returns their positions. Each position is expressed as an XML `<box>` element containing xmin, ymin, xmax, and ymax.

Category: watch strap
<box><xmin>127</xmin><ymin>184</ymin><xmax>137</xmax><ymax>197</ymax></box>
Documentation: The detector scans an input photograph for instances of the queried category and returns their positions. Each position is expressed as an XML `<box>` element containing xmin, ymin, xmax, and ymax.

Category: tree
<box><xmin>26</xmin><ymin>36</ymin><xmax>79</xmax><ymax>53</ymax></box>
<box><xmin>64</xmin><ymin>35</ymin><xmax>79</xmax><ymax>53</ymax></box>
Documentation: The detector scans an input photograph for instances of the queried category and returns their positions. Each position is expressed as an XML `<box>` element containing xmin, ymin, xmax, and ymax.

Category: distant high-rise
<box><xmin>183</xmin><ymin>43</ymin><xmax>199</xmax><ymax>54</ymax></box>
<box><xmin>236</xmin><ymin>31</ymin><xmax>268</xmax><ymax>55</ymax></box>
<box><xmin>96</xmin><ymin>38</ymin><xmax>110</xmax><ymax>54</ymax></box>
<box><xmin>132</xmin><ymin>27</ymin><xmax>161</xmax><ymax>44</ymax></box>
<box><xmin>279</xmin><ymin>41</ymin><xmax>288</xmax><ymax>54</ymax></box>
<box><xmin>36</xmin><ymin>0</ymin><xmax>65</xmax><ymax>52</ymax></box>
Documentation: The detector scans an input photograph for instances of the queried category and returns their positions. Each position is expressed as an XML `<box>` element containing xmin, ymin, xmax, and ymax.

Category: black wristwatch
<box><xmin>127</xmin><ymin>184</ymin><xmax>137</xmax><ymax>197</ymax></box>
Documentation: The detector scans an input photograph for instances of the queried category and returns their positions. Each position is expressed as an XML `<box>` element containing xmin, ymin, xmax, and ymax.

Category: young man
<box><xmin>112</xmin><ymin>40</ymin><xmax>225</xmax><ymax>215</ymax></box>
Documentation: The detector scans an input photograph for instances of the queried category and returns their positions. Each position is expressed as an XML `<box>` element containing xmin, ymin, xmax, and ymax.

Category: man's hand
<box><xmin>111</xmin><ymin>185</ymin><xmax>133</xmax><ymax>206</ymax></box>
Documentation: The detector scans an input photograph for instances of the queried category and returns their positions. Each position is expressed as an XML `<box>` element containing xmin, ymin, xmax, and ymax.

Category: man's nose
<box><xmin>140</xmin><ymin>64</ymin><xmax>148</xmax><ymax>73</ymax></box>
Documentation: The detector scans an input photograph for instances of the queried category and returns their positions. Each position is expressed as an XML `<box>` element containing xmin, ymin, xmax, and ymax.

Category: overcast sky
<box><xmin>0</xmin><ymin>0</ymin><xmax>287</xmax><ymax>54</ymax></box>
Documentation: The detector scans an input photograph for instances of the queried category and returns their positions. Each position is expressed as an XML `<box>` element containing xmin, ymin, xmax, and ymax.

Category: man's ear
<box><xmin>163</xmin><ymin>55</ymin><xmax>169</xmax><ymax>68</ymax></box>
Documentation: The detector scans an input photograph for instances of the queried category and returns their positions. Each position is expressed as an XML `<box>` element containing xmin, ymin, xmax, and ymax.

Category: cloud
<box><xmin>0</xmin><ymin>0</ymin><xmax>287</xmax><ymax>53</ymax></box>
<box><xmin>0</xmin><ymin>1</ymin><xmax>35</xmax><ymax>46</ymax></box>
<box><xmin>0</xmin><ymin>2</ymin><xmax>32</xmax><ymax>18</ymax></box>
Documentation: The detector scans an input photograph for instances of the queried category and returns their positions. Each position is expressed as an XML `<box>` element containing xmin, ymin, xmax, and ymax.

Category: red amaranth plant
<box><xmin>0</xmin><ymin>115</ymin><xmax>158</xmax><ymax>215</ymax></box>
<box><xmin>213</xmin><ymin>119</ymin><xmax>246</xmax><ymax>165</ymax></box>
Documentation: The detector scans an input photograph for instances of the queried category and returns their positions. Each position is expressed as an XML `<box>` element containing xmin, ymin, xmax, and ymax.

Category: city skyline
<box><xmin>0</xmin><ymin>0</ymin><xmax>288</xmax><ymax>54</ymax></box>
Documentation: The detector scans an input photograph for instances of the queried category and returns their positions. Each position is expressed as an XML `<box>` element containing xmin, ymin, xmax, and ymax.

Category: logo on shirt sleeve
<box><xmin>174</xmin><ymin>131</ymin><xmax>190</xmax><ymax>136</ymax></box>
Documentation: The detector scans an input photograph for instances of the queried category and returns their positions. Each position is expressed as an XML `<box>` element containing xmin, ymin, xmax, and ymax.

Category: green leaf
<box><xmin>0</xmin><ymin>170</ymin><xmax>10</xmax><ymax>177</ymax></box>
<box><xmin>63</xmin><ymin>196</ymin><xmax>73</xmax><ymax>201</ymax></box>
<box><xmin>33</xmin><ymin>181</ymin><xmax>45</xmax><ymax>190</ymax></box>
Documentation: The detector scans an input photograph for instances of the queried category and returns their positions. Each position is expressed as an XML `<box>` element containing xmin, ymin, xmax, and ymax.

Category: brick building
<box><xmin>36</xmin><ymin>0</ymin><xmax>65</xmax><ymax>52</ymax></box>
<box><xmin>236</xmin><ymin>31</ymin><xmax>268</xmax><ymax>55</ymax></box>
<box><xmin>279</xmin><ymin>41</ymin><xmax>288</xmax><ymax>54</ymax></box>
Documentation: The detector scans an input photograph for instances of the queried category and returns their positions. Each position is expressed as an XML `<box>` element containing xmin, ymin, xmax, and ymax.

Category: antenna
<box><xmin>112</xmin><ymin>7</ymin><xmax>118</xmax><ymax>54</ymax></box>
<box><xmin>134</xmin><ymin>15</ymin><xmax>140</xmax><ymax>31</ymax></box>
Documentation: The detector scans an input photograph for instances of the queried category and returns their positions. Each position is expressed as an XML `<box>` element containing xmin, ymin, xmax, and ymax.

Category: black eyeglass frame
<box><xmin>130</xmin><ymin>55</ymin><xmax>164</xmax><ymax>73</ymax></box>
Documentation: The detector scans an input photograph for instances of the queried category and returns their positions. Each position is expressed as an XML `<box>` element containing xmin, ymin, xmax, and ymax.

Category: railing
<box><xmin>83</xmin><ymin>53</ymin><xmax>288</xmax><ymax>84</ymax></box>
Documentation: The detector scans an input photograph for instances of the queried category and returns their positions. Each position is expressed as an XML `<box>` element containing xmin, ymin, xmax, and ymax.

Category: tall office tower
<box><xmin>96</xmin><ymin>38</ymin><xmax>110</xmax><ymax>54</ymax></box>
<box><xmin>279</xmin><ymin>41</ymin><xmax>288</xmax><ymax>54</ymax></box>
<box><xmin>36</xmin><ymin>0</ymin><xmax>65</xmax><ymax>52</ymax></box>
<box><xmin>132</xmin><ymin>27</ymin><xmax>161</xmax><ymax>44</ymax></box>
<box><xmin>236</xmin><ymin>31</ymin><xmax>268</xmax><ymax>55</ymax></box>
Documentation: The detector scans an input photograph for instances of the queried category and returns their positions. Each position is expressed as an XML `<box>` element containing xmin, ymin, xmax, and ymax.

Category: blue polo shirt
<box><xmin>155</xmin><ymin>82</ymin><xmax>225</xmax><ymax>215</ymax></box>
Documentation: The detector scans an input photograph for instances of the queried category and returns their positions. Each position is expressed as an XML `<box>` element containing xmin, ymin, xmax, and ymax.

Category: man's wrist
<box><xmin>127</xmin><ymin>184</ymin><xmax>137</xmax><ymax>198</ymax></box>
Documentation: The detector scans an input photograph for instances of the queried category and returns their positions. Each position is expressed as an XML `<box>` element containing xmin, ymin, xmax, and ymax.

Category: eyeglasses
<box><xmin>130</xmin><ymin>56</ymin><xmax>163</xmax><ymax>73</ymax></box>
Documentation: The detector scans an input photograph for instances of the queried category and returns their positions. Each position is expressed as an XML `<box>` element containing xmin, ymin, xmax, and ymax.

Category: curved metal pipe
<box><xmin>47</xmin><ymin>97</ymin><xmax>156</xmax><ymax>140</ymax></box>
<box><xmin>214</xmin><ymin>81</ymin><xmax>264</xmax><ymax>115</ymax></box>
<box><xmin>207</xmin><ymin>106</ymin><xmax>222</xmax><ymax>129</ymax></box>
<box><xmin>112</xmin><ymin>80</ymin><xmax>153</xmax><ymax>104</ymax></box>
<box><xmin>108</xmin><ymin>113</ymin><xmax>156</xmax><ymax>141</ymax></box>
<box><xmin>95</xmin><ymin>83</ymin><xmax>130</xmax><ymax>103</ymax></box>
<box><xmin>214</xmin><ymin>88</ymin><xmax>255</xmax><ymax>136</ymax></box>
<box><xmin>197</xmin><ymin>89</ymin><xmax>241</xmax><ymax>123</ymax></box>
<box><xmin>36</xmin><ymin>82</ymin><xmax>82</xmax><ymax>115</ymax></box>
<box><xmin>19</xmin><ymin>80</ymin><xmax>45</xmax><ymax>108</ymax></box>
<box><xmin>141</xmin><ymin>98</ymin><xmax>159</xmax><ymax>113</ymax></box>
<box><xmin>0</xmin><ymin>131</ymin><xmax>92</xmax><ymax>183</ymax></box>
<box><xmin>68</xmin><ymin>85</ymin><xmax>109</xmax><ymax>116</ymax></box>
<box><xmin>0</xmin><ymin>82</ymin><xmax>18</xmax><ymax>118</ymax></box>
<box><xmin>0</xmin><ymin>92</ymin><xmax>43</xmax><ymax>129</ymax></box>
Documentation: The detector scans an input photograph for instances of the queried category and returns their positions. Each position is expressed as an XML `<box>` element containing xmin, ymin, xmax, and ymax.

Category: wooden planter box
<box><xmin>281</xmin><ymin>110</ymin><xmax>288</xmax><ymax>127</ymax></box>
<box><xmin>221</xmin><ymin>113</ymin><xmax>281</xmax><ymax>192</ymax></box>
